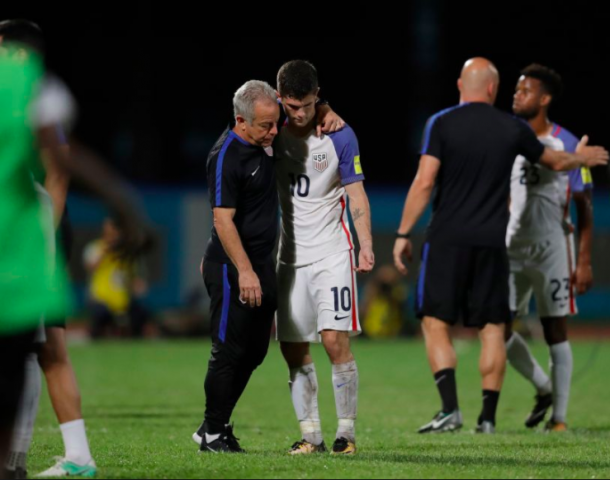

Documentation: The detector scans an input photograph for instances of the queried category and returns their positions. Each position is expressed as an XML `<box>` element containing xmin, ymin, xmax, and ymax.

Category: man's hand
<box><xmin>577</xmin><ymin>135</ymin><xmax>609</xmax><ymax>168</ymax></box>
<box><xmin>239</xmin><ymin>269</ymin><xmax>263</xmax><ymax>308</ymax></box>
<box><xmin>357</xmin><ymin>246</ymin><xmax>375</xmax><ymax>274</ymax></box>
<box><xmin>316</xmin><ymin>104</ymin><xmax>345</xmax><ymax>137</ymax></box>
<box><xmin>393</xmin><ymin>238</ymin><xmax>413</xmax><ymax>276</ymax></box>
<box><xmin>574</xmin><ymin>262</ymin><xmax>593</xmax><ymax>296</ymax></box>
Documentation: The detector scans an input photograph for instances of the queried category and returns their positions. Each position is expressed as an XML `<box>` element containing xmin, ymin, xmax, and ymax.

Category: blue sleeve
<box><xmin>421</xmin><ymin>114</ymin><xmax>442</xmax><ymax>159</ymax></box>
<box><xmin>557</xmin><ymin>128</ymin><xmax>593</xmax><ymax>193</ymax></box>
<box><xmin>208</xmin><ymin>141</ymin><xmax>242</xmax><ymax>208</ymax></box>
<box><xmin>330</xmin><ymin>126</ymin><xmax>365</xmax><ymax>186</ymax></box>
<box><xmin>568</xmin><ymin>168</ymin><xmax>594</xmax><ymax>193</ymax></box>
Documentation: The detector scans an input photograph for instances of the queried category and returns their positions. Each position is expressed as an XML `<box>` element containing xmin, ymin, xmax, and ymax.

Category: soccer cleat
<box><xmin>331</xmin><ymin>438</ymin><xmax>357</xmax><ymax>456</ymax></box>
<box><xmin>36</xmin><ymin>458</ymin><xmax>97</xmax><ymax>478</ymax></box>
<box><xmin>475</xmin><ymin>421</ymin><xmax>496</xmax><ymax>434</ymax></box>
<box><xmin>525</xmin><ymin>394</ymin><xmax>553</xmax><ymax>429</ymax></box>
<box><xmin>199</xmin><ymin>424</ymin><xmax>245</xmax><ymax>454</ymax></box>
<box><xmin>288</xmin><ymin>441</ymin><xmax>328</xmax><ymax>456</ymax></box>
<box><xmin>418</xmin><ymin>411</ymin><xmax>463</xmax><ymax>434</ymax></box>
<box><xmin>545</xmin><ymin>419</ymin><xmax>568</xmax><ymax>433</ymax></box>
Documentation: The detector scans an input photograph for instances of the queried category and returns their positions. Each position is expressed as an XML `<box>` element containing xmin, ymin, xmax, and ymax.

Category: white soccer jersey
<box><xmin>507</xmin><ymin>124</ymin><xmax>593</xmax><ymax>246</ymax></box>
<box><xmin>275</xmin><ymin>124</ymin><xmax>365</xmax><ymax>267</ymax></box>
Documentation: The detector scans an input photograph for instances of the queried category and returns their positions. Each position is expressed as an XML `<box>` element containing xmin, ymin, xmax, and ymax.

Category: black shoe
<box><xmin>199</xmin><ymin>424</ymin><xmax>245</xmax><ymax>454</ymax></box>
<box><xmin>224</xmin><ymin>424</ymin><xmax>245</xmax><ymax>453</ymax></box>
<box><xmin>525</xmin><ymin>394</ymin><xmax>553</xmax><ymax>429</ymax></box>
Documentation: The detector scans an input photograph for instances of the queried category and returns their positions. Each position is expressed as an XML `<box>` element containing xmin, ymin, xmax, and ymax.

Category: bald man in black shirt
<box><xmin>393</xmin><ymin>58</ymin><xmax>608</xmax><ymax>435</ymax></box>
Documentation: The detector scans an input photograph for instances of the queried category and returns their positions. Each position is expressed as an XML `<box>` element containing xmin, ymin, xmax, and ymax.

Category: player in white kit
<box><xmin>274</xmin><ymin>61</ymin><xmax>374</xmax><ymax>456</ymax></box>
<box><xmin>507</xmin><ymin>64</ymin><xmax>594</xmax><ymax>432</ymax></box>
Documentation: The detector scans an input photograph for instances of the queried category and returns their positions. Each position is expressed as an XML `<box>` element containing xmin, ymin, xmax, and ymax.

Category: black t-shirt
<box><xmin>205</xmin><ymin>128</ymin><xmax>279</xmax><ymax>264</ymax></box>
<box><xmin>421</xmin><ymin>103</ymin><xmax>545</xmax><ymax>247</ymax></box>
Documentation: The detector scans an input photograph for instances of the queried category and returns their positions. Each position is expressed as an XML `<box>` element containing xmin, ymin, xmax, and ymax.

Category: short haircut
<box><xmin>277</xmin><ymin>60</ymin><xmax>318</xmax><ymax>100</ymax></box>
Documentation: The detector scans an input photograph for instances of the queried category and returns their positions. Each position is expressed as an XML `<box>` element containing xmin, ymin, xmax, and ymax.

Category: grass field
<box><xmin>28</xmin><ymin>339</ymin><xmax>610</xmax><ymax>479</ymax></box>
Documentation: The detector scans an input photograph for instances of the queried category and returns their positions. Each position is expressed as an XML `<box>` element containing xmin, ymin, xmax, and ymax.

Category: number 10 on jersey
<box><xmin>290</xmin><ymin>174</ymin><xmax>310</xmax><ymax>198</ymax></box>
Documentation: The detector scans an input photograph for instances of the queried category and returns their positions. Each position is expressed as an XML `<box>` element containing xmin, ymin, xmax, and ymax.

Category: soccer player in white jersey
<box><xmin>507</xmin><ymin>64</ymin><xmax>595</xmax><ymax>432</ymax></box>
<box><xmin>274</xmin><ymin>61</ymin><xmax>374</xmax><ymax>456</ymax></box>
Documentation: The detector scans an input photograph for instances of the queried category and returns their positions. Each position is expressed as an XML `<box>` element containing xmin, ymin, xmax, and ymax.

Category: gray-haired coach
<box><xmin>195</xmin><ymin>81</ymin><xmax>280</xmax><ymax>454</ymax></box>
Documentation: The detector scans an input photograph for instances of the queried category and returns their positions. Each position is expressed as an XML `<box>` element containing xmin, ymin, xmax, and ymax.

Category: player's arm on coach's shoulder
<box><xmin>345</xmin><ymin>182</ymin><xmax>375</xmax><ymax>274</ymax></box>
<box><xmin>540</xmin><ymin>135</ymin><xmax>609</xmax><ymax>172</ymax></box>
<box><xmin>213</xmin><ymin>208</ymin><xmax>263</xmax><ymax>308</ymax></box>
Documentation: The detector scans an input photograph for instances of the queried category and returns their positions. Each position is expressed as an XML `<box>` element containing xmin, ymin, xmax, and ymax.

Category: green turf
<box><xmin>28</xmin><ymin>339</ymin><xmax>610</xmax><ymax>479</ymax></box>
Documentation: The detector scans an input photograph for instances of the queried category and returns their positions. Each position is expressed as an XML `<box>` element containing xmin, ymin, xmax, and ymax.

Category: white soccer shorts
<box><xmin>277</xmin><ymin>250</ymin><xmax>362</xmax><ymax>343</ymax></box>
<box><xmin>509</xmin><ymin>235</ymin><xmax>578</xmax><ymax>319</ymax></box>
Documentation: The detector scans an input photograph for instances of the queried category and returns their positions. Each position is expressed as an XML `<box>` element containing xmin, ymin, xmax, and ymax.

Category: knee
<box><xmin>39</xmin><ymin>341</ymin><xmax>68</xmax><ymax>371</ymax></box>
<box><xmin>322</xmin><ymin>333</ymin><xmax>352</xmax><ymax>364</ymax></box>
<box><xmin>422</xmin><ymin>317</ymin><xmax>450</xmax><ymax>339</ymax></box>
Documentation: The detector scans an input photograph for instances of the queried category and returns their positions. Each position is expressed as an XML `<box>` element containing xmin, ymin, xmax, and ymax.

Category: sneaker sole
<box><xmin>419</xmin><ymin>424</ymin><xmax>463</xmax><ymax>434</ymax></box>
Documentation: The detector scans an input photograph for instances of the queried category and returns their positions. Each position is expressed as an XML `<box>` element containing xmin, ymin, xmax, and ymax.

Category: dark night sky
<box><xmin>5</xmin><ymin>2</ymin><xmax>610</xmax><ymax>188</ymax></box>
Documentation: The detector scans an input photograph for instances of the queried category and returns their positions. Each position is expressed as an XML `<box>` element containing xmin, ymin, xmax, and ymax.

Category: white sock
<box><xmin>507</xmin><ymin>333</ymin><xmax>552</xmax><ymax>396</ymax></box>
<box><xmin>289</xmin><ymin>364</ymin><xmax>323</xmax><ymax>446</ymax></box>
<box><xmin>60</xmin><ymin>420</ymin><xmax>93</xmax><ymax>465</ymax></box>
<box><xmin>7</xmin><ymin>353</ymin><xmax>41</xmax><ymax>471</ymax></box>
<box><xmin>332</xmin><ymin>361</ymin><xmax>358</xmax><ymax>443</ymax></box>
<box><xmin>550</xmin><ymin>342</ymin><xmax>573</xmax><ymax>424</ymax></box>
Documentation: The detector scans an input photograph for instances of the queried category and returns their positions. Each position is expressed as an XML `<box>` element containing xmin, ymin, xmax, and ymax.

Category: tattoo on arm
<box><xmin>352</xmin><ymin>208</ymin><xmax>364</xmax><ymax>223</ymax></box>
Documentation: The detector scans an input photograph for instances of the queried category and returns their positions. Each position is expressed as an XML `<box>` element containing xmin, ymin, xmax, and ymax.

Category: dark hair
<box><xmin>521</xmin><ymin>63</ymin><xmax>564</xmax><ymax>102</ymax></box>
<box><xmin>277</xmin><ymin>60</ymin><xmax>319</xmax><ymax>99</ymax></box>
<box><xmin>0</xmin><ymin>19</ymin><xmax>45</xmax><ymax>55</ymax></box>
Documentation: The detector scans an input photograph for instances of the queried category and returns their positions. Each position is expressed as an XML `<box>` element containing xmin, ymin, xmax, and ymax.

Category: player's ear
<box><xmin>457</xmin><ymin>78</ymin><xmax>463</xmax><ymax>94</ymax></box>
<box><xmin>540</xmin><ymin>94</ymin><xmax>552</xmax><ymax>108</ymax></box>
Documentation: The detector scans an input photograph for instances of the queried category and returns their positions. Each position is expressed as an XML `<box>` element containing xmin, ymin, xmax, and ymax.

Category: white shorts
<box><xmin>277</xmin><ymin>250</ymin><xmax>362</xmax><ymax>343</ymax></box>
<box><xmin>508</xmin><ymin>235</ymin><xmax>578</xmax><ymax>318</ymax></box>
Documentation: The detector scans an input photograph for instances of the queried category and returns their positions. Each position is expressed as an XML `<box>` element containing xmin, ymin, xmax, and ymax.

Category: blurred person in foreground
<box><xmin>0</xmin><ymin>21</ymin><xmax>150</xmax><ymax>479</ymax></box>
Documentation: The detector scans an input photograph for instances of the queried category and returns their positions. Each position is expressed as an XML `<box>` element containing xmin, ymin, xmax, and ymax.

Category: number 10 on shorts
<box><xmin>332</xmin><ymin>287</ymin><xmax>352</xmax><ymax>312</ymax></box>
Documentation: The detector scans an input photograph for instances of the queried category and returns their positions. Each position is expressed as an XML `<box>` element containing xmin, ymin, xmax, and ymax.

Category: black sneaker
<box><xmin>224</xmin><ymin>424</ymin><xmax>245</xmax><ymax>453</ymax></box>
<box><xmin>418</xmin><ymin>410</ymin><xmax>463</xmax><ymax>434</ymax></box>
<box><xmin>525</xmin><ymin>394</ymin><xmax>553</xmax><ymax>429</ymax></box>
<box><xmin>199</xmin><ymin>425</ymin><xmax>245</xmax><ymax>454</ymax></box>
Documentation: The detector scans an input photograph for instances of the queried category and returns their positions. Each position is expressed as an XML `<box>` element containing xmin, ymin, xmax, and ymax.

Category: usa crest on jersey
<box><xmin>313</xmin><ymin>153</ymin><xmax>328</xmax><ymax>172</ymax></box>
